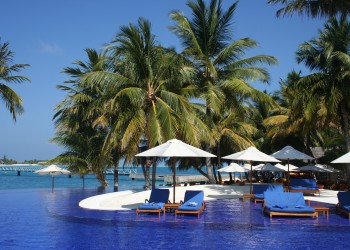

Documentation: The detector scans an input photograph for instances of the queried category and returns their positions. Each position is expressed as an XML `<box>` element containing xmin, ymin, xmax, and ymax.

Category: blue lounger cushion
<box><xmin>137</xmin><ymin>189</ymin><xmax>170</xmax><ymax>211</ymax></box>
<box><xmin>254</xmin><ymin>194</ymin><xmax>264</xmax><ymax>199</ymax></box>
<box><xmin>337</xmin><ymin>191</ymin><xmax>350</xmax><ymax>211</ymax></box>
<box><xmin>264</xmin><ymin>192</ymin><xmax>315</xmax><ymax>214</ymax></box>
<box><xmin>253</xmin><ymin>184</ymin><xmax>284</xmax><ymax>200</ymax></box>
<box><xmin>342</xmin><ymin>206</ymin><xmax>350</xmax><ymax>212</ymax></box>
<box><xmin>289</xmin><ymin>179</ymin><xmax>319</xmax><ymax>190</ymax></box>
<box><xmin>177</xmin><ymin>191</ymin><xmax>204</xmax><ymax>211</ymax></box>
<box><xmin>147</xmin><ymin>189</ymin><xmax>170</xmax><ymax>203</ymax></box>
<box><xmin>138</xmin><ymin>202</ymin><xmax>165</xmax><ymax>210</ymax></box>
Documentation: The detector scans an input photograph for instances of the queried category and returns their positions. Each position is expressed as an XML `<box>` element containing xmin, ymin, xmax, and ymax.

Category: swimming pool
<box><xmin>0</xmin><ymin>188</ymin><xmax>349</xmax><ymax>249</ymax></box>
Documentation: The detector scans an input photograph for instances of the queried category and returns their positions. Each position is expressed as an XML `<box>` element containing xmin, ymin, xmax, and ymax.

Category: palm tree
<box><xmin>267</xmin><ymin>0</ymin><xmax>350</xmax><ymax>17</ymax></box>
<box><xmin>296</xmin><ymin>16</ymin><xmax>350</xmax><ymax>151</ymax></box>
<box><xmin>169</xmin><ymin>0</ymin><xmax>278</xmax><ymax>183</ymax></box>
<box><xmin>53</xmin><ymin>48</ymin><xmax>112</xmax><ymax>188</ymax></box>
<box><xmin>86</xmin><ymin>18</ymin><xmax>202</xmax><ymax>189</ymax></box>
<box><xmin>263</xmin><ymin>70</ymin><xmax>326</xmax><ymax>153</ymax></box>
<box><xmin>296</xmin><ymin>16</ymin><xmax>350</xmax><ymax>182</ymax></box>
<box><xmin>0</xmin><ymin>39</ymin><xmax>30</xmax><ymax>121</ymax></box>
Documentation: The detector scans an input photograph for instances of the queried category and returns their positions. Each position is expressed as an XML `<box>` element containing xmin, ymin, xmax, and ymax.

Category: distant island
<box><xmin>0</xmin><ymin>156</ymin><xmax>47</xmax><ymax>165</ymax></box>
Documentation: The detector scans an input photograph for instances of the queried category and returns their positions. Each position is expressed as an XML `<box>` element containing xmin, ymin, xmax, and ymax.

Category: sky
<box><xmin>0</xmin><ymin>0</ymin><xmax>327</xmax><ymax>162</ymax></box>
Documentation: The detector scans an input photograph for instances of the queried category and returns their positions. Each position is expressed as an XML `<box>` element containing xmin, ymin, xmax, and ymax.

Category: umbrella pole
<box><xmin>52</xmin><ymin>175</ymin><xmax>54</xmax><ymax>193</ymax></box>
<box><xmin>173</xmin><ymin>158</ymin><xmax>176</xmax><ymax>204</ymax></box>
<box><xmin>250</xmin><ymin>161</ymin><xmax>253</xmax><ymax>194</ymax></box>
<box><xmin>287</xmin><ymin>159</ymin><xmax>290</xmax><ymax>190</ymax></box>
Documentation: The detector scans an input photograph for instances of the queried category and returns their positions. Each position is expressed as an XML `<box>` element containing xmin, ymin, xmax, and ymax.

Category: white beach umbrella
<box><xmin>222</xmin><ymin>147</ymin><xmax>280</xmax><ymax>193</ymax></box>
<box><xmin>271</xmin><ymin>146</ymin><xmax>314</xmax><ymax>186</ymax></box>
<box><xmin>331</xmin><ymin>152</ymin><xmax>350</xmax><ymax>163</ymax></box>
<box><xmin>251</xmin><ymin>163</ymin><xmax>264</xmax><ymax>171</ymax></box>
<box><xmin>136</xmin><ymin>138</ymin><xmax>216</xmax><ymax>158</ymax></box>
<box><xmin>271</xmin><ymin>145</ymin><xmax>314</xmax><ymax>162</ymax></box>
<box><xmin>218</xmin><ymin>163</ymin><xmax>247</xmax><ymax>173</ymax></box>
<box><xmin>218</xmin><ymin>163</ymin><xmax>247</xmax><ymax>182</ymax></box>
<box><xmin>299</xmin><ymin>164</ymin><xmax>330</xmax><ymax>172</ymax></box>
<box><xmin>274</xmin><ymin>163</ymin><xmax>299</xmax><ymax>171</ymax></box>
<box><xmin>242</xmin><ymin>163</ymin><xmax>262</xmax><ymax>171</ymax></box>
<box><xmin>135</xmin><ymin>138</ymin><xmax>216</xmax><ymax>203</ymax></box>
<box><xmin>223</xmin><ymin>147</ymin><xmax>280</xmax><ymax>163</ymax></box>
<box><xmin>35</xmin><ymin>164</ymin><xmax>71</xmax><ymax>192</ymax></box>
<box><xmin>259</xmin><ymin>163</ymin><xmax>285</xmax><ymax>172</ymax></box>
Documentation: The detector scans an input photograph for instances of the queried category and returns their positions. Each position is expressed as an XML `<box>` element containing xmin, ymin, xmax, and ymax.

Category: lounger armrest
<box><xmin>145</xmin><ymin>199</ymin><xmax>149</xmax><ymax>203</ymax></box>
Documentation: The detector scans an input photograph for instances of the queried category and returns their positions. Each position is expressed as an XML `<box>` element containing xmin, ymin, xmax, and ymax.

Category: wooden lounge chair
<box><xmin>136</xmin><ymin>189</ymin><xmax>170</xmax><ymax>216</ymax></box>
<box><xmin>175</xmin><ymin>190</ymin><xmax>205</xmax><ymax>218</ymax></box>
<box><xmin>336</xmin><ymin>191</ymin><xmax>350</xmax><ymax>219</ymax></box>
<box><xmin>263</xmin><ymin>191</ymin><xmax>318</xmax><ymax>218</ymax></box>
<box><xmin>289</xmin><ymin>178</ymin><xmax>320</xmax><ymax>196</ymax></box>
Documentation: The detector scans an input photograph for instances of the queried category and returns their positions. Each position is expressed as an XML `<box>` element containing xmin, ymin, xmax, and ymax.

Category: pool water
<box><xmin>0</xmin><ymin>188</ymin><xmax>349</xmax><ymax>249</ymax></box>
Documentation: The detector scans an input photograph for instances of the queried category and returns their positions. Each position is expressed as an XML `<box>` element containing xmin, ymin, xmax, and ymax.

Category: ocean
<box><xmin>0</xmin><ymin>165</ymin><xmax>206</xmax><ymax>192</ymax></box>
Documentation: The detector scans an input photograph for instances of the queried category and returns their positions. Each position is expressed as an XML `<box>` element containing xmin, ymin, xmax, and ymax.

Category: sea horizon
<box><xmin>0</xmin><ymin>165</ymin><xmax>212</xmax><ymax>192</ymax></box>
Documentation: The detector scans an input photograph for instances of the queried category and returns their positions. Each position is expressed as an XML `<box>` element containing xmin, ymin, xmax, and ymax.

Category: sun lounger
<box><xmin>289</xmin><ymin>178</ymin><xmax>320</xmax><ymax>196</ymax></box>
<box><xmin>263</xmin><ymin>191</ymin><xmax>318</xmax><ymax>218</ymax></box>
<box><xmin>252</xmin><ymin>184</ymin><xmax>284</xmax><ymax>203</ymax></box>
<box><xmin>242</xmin><ymin>184</ymin><xmax>284</xmax><ymax>203</ymax></box>
<box><xmin>136</xmin><ymin>188</ymin><xmax>170</xmax><ymax>216</ymax></box>
<box><xmin>336</xmin><ymin>191</ymin><xmax>350</xmax><ymax>219</ymax></box>
<box><xmin>175</xmin><ymin>190</ymin><xmax>205</xmax><ymax>218</ymax></box>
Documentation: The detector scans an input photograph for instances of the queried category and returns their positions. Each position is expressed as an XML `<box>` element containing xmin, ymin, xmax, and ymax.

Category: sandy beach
<box><xmin>79</xmin><ymin>184</ymin><xmax>340</xmax><ymax>211</ymax></box>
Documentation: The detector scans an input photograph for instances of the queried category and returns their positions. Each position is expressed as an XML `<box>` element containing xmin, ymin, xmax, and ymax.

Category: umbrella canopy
<box><xmin>135</xmin><ymin>138</ymin><xmax>216</xmax><ymax>158</ymax></box>
<box><xmin>35</xmin><ymin>164</ymin><xmax>71</xmax><ymax>175</ymax></box>
<box><xmin>331</xmin><ymin>152</ymin><xmax>350</xmax><ymax>163</ymax></box>
<box><xmin>222</xmin><ymin>147</ymin><xmax>280</xmax><ymax>193</ymax></box>
<box><xmin>35</xmin><ymin>165</ymin><xmax>71</xmax><ymax>192</ymax></box>
<box><xmin>271</xmin><ymin>146</ymin><xmax>313</xmax><ymax>187</ymax></box>
<box><xmin>223</xmin><ymin>147</ymin><xmax>281</xmax><ymax>163</ymax></box>
<box><xmin>218</xmin><ymin>163</ymin><xmax>247</xmax><ymax>173</ymax></box>
<box><xmin>259</xmin><ymin>163</ymin><xmax>285</xmax><ymax>172</ymax></box>
<box><xmin>299</xmin><ymin>164</ymin><xmax>332</xmax><ymax>172</ymax></box>
<box><xmin>274</xmin><ymin>163</ymin><xmax>299</xmax><ymax>171</ymax></box>
<box><xmin>135</xmin><ymin>138</ymin><xmax>216</xmax><ymax>203</ymax></box>
<box><xmin>271</xmin><ymin>146</ymin><xmax>314</xmax><ymax>160</ymax></box>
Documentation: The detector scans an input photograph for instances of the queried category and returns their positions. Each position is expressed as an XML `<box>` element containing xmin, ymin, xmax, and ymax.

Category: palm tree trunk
<box><xmin>217</xmin><ymin>142</ymin><xmax>222</xmax><ymax>184</ymax></box>
<box><xmin>143</xmin><ymin>159</ymin><xmax>151</xmax><ymax>190</ymax></box>
<box><xmin>113</xmin><ymin>160</ymin><xmax>119</xmax><ymax>192</ymax></box>
<box><xmin>206</xmin><ymin>157</ymin><xmax>217</xmax><ymax>184</ymax></box>
<box><xmin>151</xmin><ymin>157</ymin><xmax>157</xmax><ymax>189</ymax></box>
<box><xmin>95</xmin><ymin>170</ymin><xmax>108</xmax><ymax>189</ymax></box>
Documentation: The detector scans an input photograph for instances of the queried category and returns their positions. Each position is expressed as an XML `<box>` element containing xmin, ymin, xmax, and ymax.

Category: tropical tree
<box><xmin>169</xmin><ymin>0</ymin><xmax>278</xmax><ymax>182</ymax></box>
<box><xmin>296</xmin><ymin>16</ymin><xmax>350</xmax><ymax>181</ymax></box>
<box><xmin>0</xmin><ymin>39</ymin><xmax>30</xmax><ymax>121</ymax></box>
<box><xmin>267</xmin><ymin>0</ymin><xmax>350</xmax><ymax>18</ymax></box>
<box><xmin>53</xmin><ymin>48</ymin><xmax>113</xmax><ymax>188</ymax></box>
<box><xmin>263</xmin><ymin>70</ymin><xmax>327</xmax><ymax>154</ymax></box>
<box><xmin>85</xmin><ymin>18</ymin><xmax>203</xmax><ymax>190</ymax></box>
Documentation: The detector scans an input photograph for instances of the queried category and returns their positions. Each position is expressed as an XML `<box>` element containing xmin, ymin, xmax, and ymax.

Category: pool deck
<box><xmin>79</xmin><ymin>185</ymin><xmax>340</xmax><ymax>211</ymax></box>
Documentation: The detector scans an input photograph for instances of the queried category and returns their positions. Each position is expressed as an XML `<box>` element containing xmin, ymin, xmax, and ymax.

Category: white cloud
<box><xmin>39</xmin><ymin>41</ymin><xmax>63</xmax><ymax>54</ymax></box>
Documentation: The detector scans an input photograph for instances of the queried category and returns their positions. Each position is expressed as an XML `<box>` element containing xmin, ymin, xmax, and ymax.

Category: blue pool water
<box><xmin>1</xmin><ymin>168</ymin><xmax>350</xmax><ymax>249</ymax></box>
<box><xmin>0</xmin><ymin>187</ymin><xmax>350</xmax><ymax>249</ymax></box>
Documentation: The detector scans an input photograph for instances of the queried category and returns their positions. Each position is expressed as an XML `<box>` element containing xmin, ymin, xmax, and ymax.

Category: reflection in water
<box><xmin>0</xmin><ymin>189</ymin><xmax>349</xmax><ymax>249</ymax></box>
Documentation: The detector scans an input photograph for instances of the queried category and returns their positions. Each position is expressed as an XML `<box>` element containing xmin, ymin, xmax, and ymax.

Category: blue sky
<box><xmin>0</xmin><ymin>0</ymin><xmax>326</xmax><ymax>161</ymax></box>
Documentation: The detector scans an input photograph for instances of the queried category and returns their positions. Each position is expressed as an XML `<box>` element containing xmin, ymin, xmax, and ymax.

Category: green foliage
<box><xmin>267</xmin><ymin>0</ymin><xmax>350</xmax><ymax>18</ymax></box>
<box><xmin>52</xmin><ymin>1</ymin><xmax>350</xmax><ymax>189</ymax></box>
<box><xmin>0</xmin><ymin>155</ymin><xmax>17</xmax><ymax>164</ymax></box>
<box><xmin>0</xmin><ymin>38</ymin><xmax>30</xmax><ymax>121</ymax></box>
